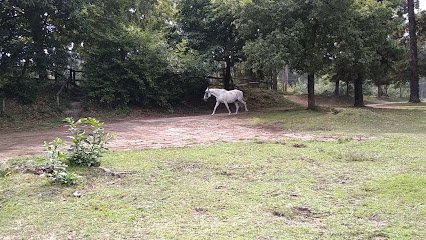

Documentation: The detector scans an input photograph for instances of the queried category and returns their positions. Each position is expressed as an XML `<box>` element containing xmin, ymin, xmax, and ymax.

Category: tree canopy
<box><xmin>0</xmin><ymin>0</ymin><xmax>422</xmax><ymax>108</ymax></box>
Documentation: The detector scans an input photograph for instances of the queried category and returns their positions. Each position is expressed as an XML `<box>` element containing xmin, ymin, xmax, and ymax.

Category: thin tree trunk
<box><xmin>334</xmin><ymin>80</ymin><xmax>340</xmax><ymax>96</ymax></box>
<box><xmin>354</xmin><ymin>74</ymin><xmax>364</xmax><ymax>107</ymax></box>
<box><xmin>346</xmin><ymin>82</ymin><xmax>349</xmax><ymax>96</ymax></box>
<box><xmin>283</xmin><ymin>65</ymin><xmax>289</xmax><ymax>92</ymax></box>
<box><xmin>272</xmin><ymin>70</ymin><xmax>278</xmax><ymax>91</ymax></box>
<box><xmin>307</xmin><ymin>73</ymin><xmax>316</xmax><ymax>110</ymax></box>
<box><xmin>223</xmin><ymin>58</ymin><xmax>232</xmax><ymax>90</ymax></box>
<box><xmin>408</xmin><ymin>0</ymin><xmax>420</xmax><ymax>103</ymax></box>
<box><xmin>377</xmin><ymin>80</ymin><xmax>383</xmax><ymax>98</ymax></box>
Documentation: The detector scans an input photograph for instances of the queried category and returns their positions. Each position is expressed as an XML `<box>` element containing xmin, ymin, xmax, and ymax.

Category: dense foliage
<box><xmin>79</xmin><ymin>0</ymin><xmax>208</xmax><ymax>107</ymax></box>
<box><xmin>0</xmin><ymin>0</ymin><xmax>424</xmax><ymax>110</ymax></box>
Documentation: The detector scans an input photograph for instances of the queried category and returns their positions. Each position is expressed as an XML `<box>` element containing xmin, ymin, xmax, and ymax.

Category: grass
<box><xmin>0</xmin><ymin>139</ymin><xmax>425</xmax><ymax>239</ymax></box>
<box><xmin>1</xmin><ymin>104</ymin><xmax>426</xmax><ymax>239</ymax></box>
<box><xmin>251</xmin><ymin>107</ymin><xmax>426</xmax><ymax>137</ymax></box>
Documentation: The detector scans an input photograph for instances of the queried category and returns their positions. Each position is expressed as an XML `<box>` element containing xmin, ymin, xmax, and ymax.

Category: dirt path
<box><xmin>6</xmin><ymin>93</ymin><xmax>409</xmax><ymax>161</ymax></box>
<box><xmin>0</xmin><ymin>112</ymin><xmax>337</xmax><ymax>161</ymax></box>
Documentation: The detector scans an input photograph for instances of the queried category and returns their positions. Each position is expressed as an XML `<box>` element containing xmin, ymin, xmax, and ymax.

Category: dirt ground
<box><xmin>0</xmin><ymin>110</ymin><xmax>339</xmax><ymax>161</ymax></box>
<box><xmin>0</xmin><ymin>96</ymin><xmax>415</xmax><ymax>161</ymax></box>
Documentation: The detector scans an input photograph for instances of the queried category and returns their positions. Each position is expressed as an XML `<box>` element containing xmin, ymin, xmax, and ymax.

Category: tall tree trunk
<box><xmin>272</xmin><ymin>70</ymin><xmax>278</xmax><ymax>91</ymax></box>
<box><xmin>307</xmin><ymin>73</ymin><xmax>316</xmax><ymax>110</ymax></box>
<box><xmin>223</xmin><ymin>58</ymin><xmax>232</xmax><ymax>90</ymax></box>
<box><xmin>377</xmin><ymin>80</ymin><xmax>383</xmax><ymax>98</ymax></box>
<box><xmin>283</xmin><ymin>65</ymin><xmax>289</xmax><ymax>92</ymax></box>
<box><xmin>354</xmin><ymin>73</ymin><xmax>364</xmax><ymax>107</ymax></box>
<box><xmin>408</xmin><ymin>0</ymin><xmax>420</xmax><ymax>103</ymax></box>
<box><xmin>334</xmin><ymin>80</ymin><xmax>340</xmax><ymax>96</ymax></box>
<box><xmin>29</xmin><ymin>10</ymin><xmax>48</xmax><ymax>80</ymax></box>
<box><xmin>346</xmin><ymin>82</ymin><xmax>350</xmax><ymax>96</ymax></box>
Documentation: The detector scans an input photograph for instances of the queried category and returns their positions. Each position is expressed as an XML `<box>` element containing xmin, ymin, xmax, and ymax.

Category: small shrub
<box><xmin>49</xmin><ymin>171</ymin><xmax>81</xmax><ymax>186</ymax></box>
<box><xmin>65</xmin><ymin>117</ymin><xmax>112</xmax><ymax>167</ymax></box>
<box><xmin>43</xmin><ymin>138</ymin><xmax>80</xmax><ymax>186</ymax></box>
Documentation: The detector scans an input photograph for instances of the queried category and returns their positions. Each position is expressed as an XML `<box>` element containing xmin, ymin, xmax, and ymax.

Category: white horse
<box><xmin>203</xmin><ymin>88</ymin><xmax>248</xmax><ymax>115</ymax></box>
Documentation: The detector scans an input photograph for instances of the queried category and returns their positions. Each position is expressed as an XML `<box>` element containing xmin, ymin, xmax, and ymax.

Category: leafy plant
<box><xmin>43</xmin><ymin>138</ymin><xmax>80</xmax><ymax>186</ymax></box>
<box><xmin>49</xmin><ymin>171</ymin><xmax>81</xmax><ymax>186</ymax></box>
<box><xmin>65</xmin><ymin>117</ymin><xmax>112</xmax><ymax>167</ymax></box>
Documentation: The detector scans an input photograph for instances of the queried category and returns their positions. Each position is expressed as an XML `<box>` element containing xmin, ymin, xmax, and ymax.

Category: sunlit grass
<box><xmin>1</xmin><ymin>107</ymin><xmax>425</xmax><ymax>239</ymax></box>
<box><xmin>251</xmin><ymin>107</ymin><xmax>426</xmax><ymax>137</ymax></box>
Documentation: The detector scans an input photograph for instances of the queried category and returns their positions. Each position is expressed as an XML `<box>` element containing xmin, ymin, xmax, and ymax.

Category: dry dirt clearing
<box><xmin>0</xmin><ymin>112</ymin><xmax>335</xmax><ymax>161</ymax></box>
<box><xmin>3</xmin><ymin>94</ymin><xmax>407</xmax><ymax>161</ymax></box>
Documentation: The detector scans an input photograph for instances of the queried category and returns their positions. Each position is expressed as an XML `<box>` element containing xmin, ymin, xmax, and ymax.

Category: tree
<box><xmin>330</xmin><ymin>0</ymin><xmax>404</xmax><ymax>106</ymax></box>
<box><xmin>407</xmin><ymin>0</ymin><xmax>421</xmax><ymax>102</ymax></box>
<box><xmin>177</xmin><ymin>0</ymin><xmax>245</xmax><ymax>90</ymax></box>
<box><xmin>242</xmin><ymin>33</ymin><xmax>286</xmax><ymax>90</ymax></box>
<box><xmin>0</xmin><ymin>0</ymin><xmax>84</xmax><ymax>103</ymax></box>
<box><xmin>79</xmin><ymin>0</ymin><xmax>208</xmax><ymax>107</ymax></box>
<box><xmin>0</xmin><ymin>0</ymin><xmax>82</xmax><ymax>79</ymax></box>
<box><xmin>418</xmin><ymin>10</ymin><xmax>426</xmax><ymax>77</ymax></box>
<box><xmin>240</xmin><ymin>0</ymin><xmax>353</xmax><ymax>109</ymax></box>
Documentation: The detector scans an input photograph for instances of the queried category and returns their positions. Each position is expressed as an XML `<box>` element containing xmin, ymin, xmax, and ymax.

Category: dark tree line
<box><xmin>0</xmin><ymin>0</ymin><xmax>424</xmax><ymax>109</ymax></box>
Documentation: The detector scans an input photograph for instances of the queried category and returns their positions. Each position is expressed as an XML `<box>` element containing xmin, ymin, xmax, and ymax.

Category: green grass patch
<box><xmin>251</xmin><ymin>107</ymin><xmax>426</xmax><ymax>136</ymax></box>
<box><xmin>1</xmin><ymin>107</ymin><xmax>426</xmax><ymax>239</ymax></box>
<box><xmin>1</xmin><ymin>136</ymin><xmax>425</xmax><ymax>239</ymax></box>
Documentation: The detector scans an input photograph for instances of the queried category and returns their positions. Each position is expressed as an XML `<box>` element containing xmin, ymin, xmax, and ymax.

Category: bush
<box><xmin>82</xmin><ymin>27</ymin><xmax>208</xmax><ymax>108</ymax></box>
<box><xmin>65</xmin><ymin>117</ymin><xmax>112</xmax><ymax>167</ymax></box>
<box><xmin>40</xmin><ymin>117</ymin><xmax>112</xmax><ymax>185</ymax></box>
<box><xmin>49</xmin><ymin>171</ymin><xmax>81</xmax><ymax>186</ymax></box>
<box><xmin>43</xmin><ymin>138</ymin><xmax>80</xmax><ymax>186</ymax></box>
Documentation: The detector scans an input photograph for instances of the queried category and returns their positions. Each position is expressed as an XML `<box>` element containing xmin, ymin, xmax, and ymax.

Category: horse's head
<box><xmin>203</xmin><ymin>88</ymin><xmax>211</xmax><ymax>101</ymax></box>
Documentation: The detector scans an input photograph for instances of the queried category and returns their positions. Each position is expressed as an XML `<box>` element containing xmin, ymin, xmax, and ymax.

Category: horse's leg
<box><xmin>212</xmin><ymin>101</ymin><xmax>220</xmax><ymax>115</ymax></box>
<box><xmin>234</xmin><ymin>102</ymin><xmax>239</xmax><ymax>114</ymax></box>
<box><xmin>224</xmin><ymin>102</ymin><xmax>231</xmax><ymax>115</ymax></box>
<box><xmin>239</xmin><ymin>98</ymin><xmax>248</xmax><ymax>112</ymax></box>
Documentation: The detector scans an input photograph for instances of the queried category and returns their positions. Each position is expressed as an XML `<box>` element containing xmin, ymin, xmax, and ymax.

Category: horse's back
<box><xmin>229</xmin><ymin>89</ymin><xmax>244</xmax><ymax>100</ymax></box>
<box><xmin>210</xmin><ymin>88</ymin><xmax>245</xmax><ymax>102</ymax></box>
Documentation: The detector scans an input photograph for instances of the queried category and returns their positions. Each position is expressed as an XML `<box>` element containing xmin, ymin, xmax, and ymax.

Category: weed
<box><xmin>43</xmin><ymin>138</ymin><xmax>80</xmax><ymax>186</ymax></box>
<box><xmin>65</xmin><ymin>117</ymin><xmax>113</xmax><ymax>167</ymax></box>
